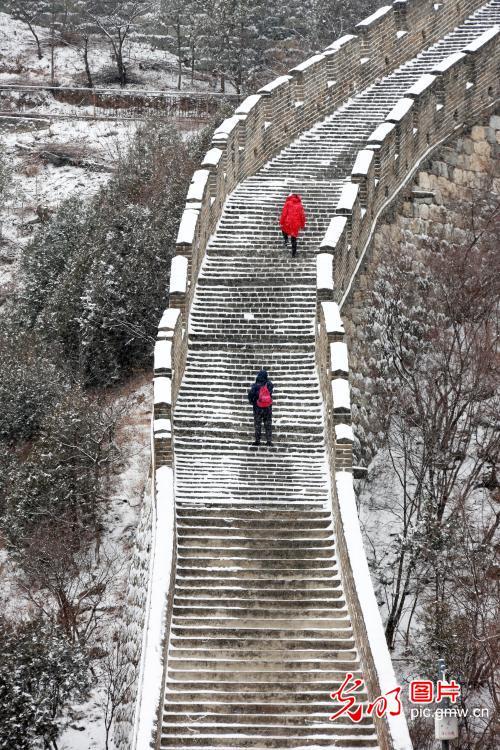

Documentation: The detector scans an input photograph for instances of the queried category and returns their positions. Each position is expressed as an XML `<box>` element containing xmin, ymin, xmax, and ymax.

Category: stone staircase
<box><xmin>160</xmin><ymin>3</ymin><xmax>500</xmax><ymax>748</ymax></box>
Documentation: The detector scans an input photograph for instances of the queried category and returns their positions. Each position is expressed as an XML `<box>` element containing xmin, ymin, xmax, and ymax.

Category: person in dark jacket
<box><xmin>248</xmin><ymin>368</ymin><xmax>274</xmax><ymax>446</ymax></box>
<box><xmin>279</xmin><ymin>193</ymin><xmax>306</xmax><ymax>256</ymax></box>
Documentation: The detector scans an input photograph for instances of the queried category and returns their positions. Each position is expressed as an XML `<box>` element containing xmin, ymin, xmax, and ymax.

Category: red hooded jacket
<box><xmin>280</xmin><ymin>194</ymin><xmax>306</xmax><ymax>238</ymax></box>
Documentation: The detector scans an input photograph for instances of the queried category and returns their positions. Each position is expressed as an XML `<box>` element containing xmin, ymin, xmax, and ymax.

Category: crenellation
<box><xmin>356</xmin><ymin>6</ymin><xmax>397</xmax><ymax>82</ymax></box>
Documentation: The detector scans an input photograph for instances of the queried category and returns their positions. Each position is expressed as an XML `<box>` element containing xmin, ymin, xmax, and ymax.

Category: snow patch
<box><xmin>368</xmin><ymin>121</ymin><xmax>395</xmax><ymax>144</ymax></box>
<box><xmin>405</xmin><ymin>73</ymin><xmax>436</xmax><ymax>98</ymax></box>
<box><xmin>169</xmin><ymin>256</ymin><xmax>188</xmax><ymax>295</ymax></box>
<box><xmin>331</xmin><ymin>378</ymin><xmax>350</xmax><ymax>411</ymax></box>
<box><xmin>321</xmin><ymin>215</ymin><xmax>347</xmax><ymax>249</ymax></box>
<box><xmin>316</xmin><ymin>253</ymin><xmax>334</xmax><ymax>291</ymax></box>
<box><xmin>356</xmin><ymin>5</ymin><xmax>392</xmax><ymax>28</ymax></box>
<box><xmin>431</xmin><ymin>52</ymin><xmax>467</xmax><ymax>75</ymax></box>
<box><xmin>153</xmin><ymin>340</ymin><xmax>172</xmax><ymax>374</ymax></box>
<box><xmin>321</xmin><ymin>301</ymin><xmax>344</xmax><ymax>336</ymax></box>
<box><xmin>386</xmin><ymin>97</ymin><xmax>414</xmax><ymax>123</ymax></box>
<box><xmin>335</xmin><ymin>424</ymin><xmax>354</xmax><ymax>443</ymax></box>
<box><xmin>337</xmin><ymin>182</ymin><xmax>359</xmax><ymax>213</ymax></box>
<box><xmin>330</xmin><ymin>341</ymin><xmax>349</xmax><ymax>375</ymax></box>
<box><xmin>351</xmin><ymin>149</ymin><xmax>374</xmax><ymax>176</ymax></box>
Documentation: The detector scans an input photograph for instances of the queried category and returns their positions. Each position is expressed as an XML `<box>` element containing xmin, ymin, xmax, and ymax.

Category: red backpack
<box><xmin>257</xmin><ymin>384</ymin><xmax>272</xmax><ymax>408</ymax></box>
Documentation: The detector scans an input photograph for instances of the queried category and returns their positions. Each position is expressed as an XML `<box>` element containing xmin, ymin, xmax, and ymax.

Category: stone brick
<box><xmin>471</xmin><ymin>125</ymin><xmax>485</xmax><ymax>141</ymax></box>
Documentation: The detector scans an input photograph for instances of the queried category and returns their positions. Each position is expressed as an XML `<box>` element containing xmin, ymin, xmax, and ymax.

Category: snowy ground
<box><xmin>0</xmin><ymin>11</ymin><xmax>216</xmax><ymax>91</ymax></box>
<box><xmin>0</xmin><ymin>114</ymin><xmax>138</xmax><ymax>298</ymax></box>
<box><xmin>59</xmin><ymin>375</ymin><xmax>152</xmax><ymax>750</ymax></box>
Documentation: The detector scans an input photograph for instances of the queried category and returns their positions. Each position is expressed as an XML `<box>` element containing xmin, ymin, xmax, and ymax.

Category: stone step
<box><xmin>162</xmin><ymin>712</ymin><xmax>369</xmax><ymax>725</ymax></box>
<box><xmin>167</xmin><ymin>656</ymin><xmax>357</xmax><ymax>671</ymax></box>
<box><xmin>176</xmin><ymin>526</ymin><xmax>333</xmax><ymax>537</ymax></box>
<box><xmin>169</xmin><ymin>636</ymin><xmax>356</xmax><ymax>651</ymax></box>
<box><xmin>159</xmin><ymin>733</ymin><xmax>379</xmax><ymax>748</ymax></box>
<box><xmin>168</xmin><ymin>647</ymin><xmax>356</xmax><ymax>661</ymax></box>
<box><xmin>161</xmin><ymin>721</ymin><xmax>375</xmax><ymax>736</ymax></box>
<box><xmin>163</xmin><ymin>708</ymin><xmax>371</xmax><ymax>726</ymax></box>
<box><xmin>161</xmin><ymin>723</ymin><xmax>376</xmax><ymax>737</ymax></box>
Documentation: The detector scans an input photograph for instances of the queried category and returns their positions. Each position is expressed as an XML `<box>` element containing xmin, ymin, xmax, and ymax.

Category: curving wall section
<box><xmin>115</xmin><ymin>1</ymin><xmax>499</xmax><ymax>748</ymax></box>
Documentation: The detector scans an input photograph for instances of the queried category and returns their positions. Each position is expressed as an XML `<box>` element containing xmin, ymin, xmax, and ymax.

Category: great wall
<box><xmin>112</xmin><ymin>2</ymin><xmax>500</xmax><ymax>748</ymax></box>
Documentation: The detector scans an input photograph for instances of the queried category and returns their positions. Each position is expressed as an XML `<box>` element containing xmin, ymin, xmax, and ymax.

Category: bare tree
<box><xmin>85</xmin><ymin>0</ymin><xmax>151</xmax><ymax>87</ymax></box>
<box><xmin>15</xmin><ymin>517</ymin><xmax>123</xmax><ymax>646</ymax></box>
<box><xmin>100</xmin><ymin>630</ymin><xmax>136</xmax><ymax>750</ymax></box>
<box><xmin>354</xmin><ymin>186</ymin><xmax>500</xmax><ymax>649</ymax></box>
<box><xmin>7</xmin><ymin>0</ymin><xmax>46</xmax><ymax>59</ymax></box>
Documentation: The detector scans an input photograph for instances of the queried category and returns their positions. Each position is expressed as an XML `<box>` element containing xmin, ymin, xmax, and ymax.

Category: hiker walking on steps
<box><xmin>280</xmin><ymin>193</ymin><xmax>306</xmax><ymax>256</ymax></box>
<box><xmin>248</xmin><ymin>368</ymin><xmax>274</xmax><ymax>447</ymax></box>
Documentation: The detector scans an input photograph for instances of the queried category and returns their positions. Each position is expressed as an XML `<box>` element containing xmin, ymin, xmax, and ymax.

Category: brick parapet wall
<box><xmin>318</xmin><ymin>25</ymin><xmax>499</xmax><ymax>306</ymax></box>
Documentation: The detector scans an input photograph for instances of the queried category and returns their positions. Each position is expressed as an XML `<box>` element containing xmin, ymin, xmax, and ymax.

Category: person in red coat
<box><xmin>279</xmin><ymin>193</ymin><xmax>306</xmax><ymax>256</ymax></box>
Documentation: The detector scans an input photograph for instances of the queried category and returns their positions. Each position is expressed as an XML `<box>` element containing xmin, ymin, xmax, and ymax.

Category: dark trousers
<box><xmin>282</xmin><ymin>230</ymin><xmax>297</xmax><ymax>254</ymax></box>
<box><xmin>254</xmin><ymin>406</ymin><xmax>272</xmax><ymax>443</ymax></box>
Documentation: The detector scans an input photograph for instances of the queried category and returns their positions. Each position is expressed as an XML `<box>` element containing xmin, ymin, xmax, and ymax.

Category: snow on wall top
<box><xmin>235</xmin><ymin>94</ymin><xmax>262</xmax><ymax>115</ymax></box>
<box><xmin>368</xmin><ymin>121</ymin><xmax>396</xmax><ymax>144</ymax></box>
<box><xmin>317</xmin><ymin>253</ymin><xmax>334</xmax><ymax>290</ymax></box>
<box><xmin>186</xmin><ymin>170</ymin><xmax>209</xmax><ymax>202</ymax></box>
<box><xmin>176</xmin><ymin>207</ymin><xmax>199</xmax><ymax>245</ymax></box>
<box><xmin>202</xmin><ymin>148</ymin><xmax>223</xmax><ymax>167</ymax></box>
<box><xmin>351</xmin><ymin>149</ymin><xmax>374</xmax><ymax>176</ymax></box>
<box><xmin>321</xmin><ymin>215</ymin><xmax>348</xmax><ymax>249</ymax></box>
<box><xmin>432</xmin><ymin>51</ymin><xmax>467</xmax><ymax>74</ymax></box>
<box><xmin>325</xmin><ymin>34</ymin><xmax>356</xmax><ymax>52</ymax></box>
<box><xmin>321</xmin><ymin>301</ymin><xmax>345</xmax><ymax>335</ymax></box>
<box><xmin>153</xmin><ymin>377</ymin><xmax>172</xmax><ymax>406</ymax></box>
<box><xmin>335</xmin><ymin>471</ymin><xmax>413</xmax><ymax>750</ymax></box>
<box><xmin>292</xmin><ymin>53</ymin><xmax>326</xmax><ymax>73</ymax></box>
<box><xmin>330</xmin><ymin>341</ymin><xmax>349</xmax><ymax>374</ymax></box>
<box><xmin>464</xmin><ymin>25</ymin><xmax>499</xmax><ymax>52</ymax></box>
<box><xmin>134</xmin><ymin>466</ymin><xmax>175</xmax><ymax>750</ymax></box>
<box><xmin>169</xmin><ymin>256</ymin><xmax>188</xmax><ymax>295</ymax></box>
<box><xmin>154</xmin><ymin>340</ymin><xmax>172</xmax><ymax>373</ymax></box>
<box><xmin>337</xmin><ymin>182</ymin><xmax>359</xmax><ymax>212</ymax></box>
<box><xmin>331</xmin><ymin>378</ymin><xmax>351</xmax><ymax>411</ymax></box>
<box><xmin>158</xmin><ymin>308</ymin><xmax>180</xmax><ymax>331</ymax></box>
<box><xmin>405</xmin><ymin>73</ymin><xmax>436</xmax><ymax>97</ymax></box>
<box><xmin>386</xmin><ymin>97</ymin><xmax>414</xmax><ymax>123</ymax></box>
<box><xmin>153</xmin><ymin>418</ymin><xmax>171</xmax><ymax>435</ymax></box>
<box><xmin>258</xmin><ymin>75</ymin><xmax>292</xmax><ymax>94</ymax></box>
<box><xmin>335</xmin><ymin>423</ymin><xmax>354</xmax><ymax>443</ymax></box>
<box><xmin>356</xmin><ymin>5</ymin><xmax>392</xmax><ymax>28</ymax></box>
<box><xmin>213</xmin><ymin>115</ymin><xmax>241</xmax><ymax>139</ymax></box>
